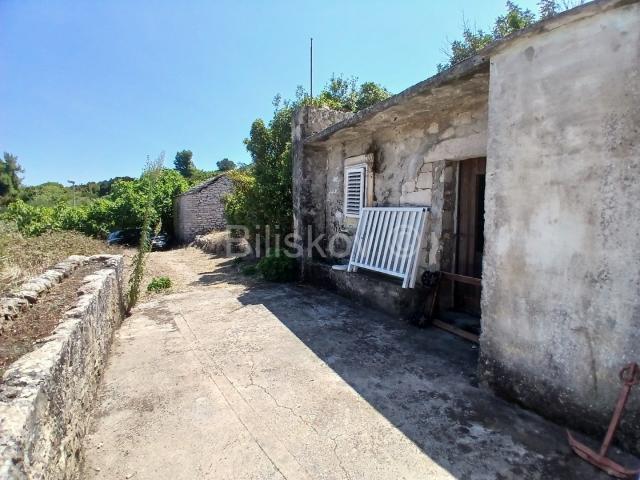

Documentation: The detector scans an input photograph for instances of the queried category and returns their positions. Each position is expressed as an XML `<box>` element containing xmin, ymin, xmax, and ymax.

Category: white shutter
<box><xmin>345</xmin><ymin>166</ymin><xmax>365</xmax><ymax>217</ymax></box>
<box><xmin>347</xmin><ymin>207</ymin><xmax>428</xmax><ymax>288</ymax></box>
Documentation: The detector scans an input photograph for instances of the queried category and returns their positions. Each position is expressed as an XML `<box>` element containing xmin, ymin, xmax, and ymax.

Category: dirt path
<box><xmin>82</xmin><ymin>248</ymin><xmax>629</xmax><ymax>479</ymax></box>
<box><xmin>140</xmin><ymin>247</ymin><xmax>254</xmax><ymax>298</ymax></box>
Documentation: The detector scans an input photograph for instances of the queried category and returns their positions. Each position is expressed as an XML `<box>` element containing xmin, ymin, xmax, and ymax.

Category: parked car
<box><xmin>106</xmin><ymin>228</ymin><xmax>170</xmax><ymax>250</ymax></box>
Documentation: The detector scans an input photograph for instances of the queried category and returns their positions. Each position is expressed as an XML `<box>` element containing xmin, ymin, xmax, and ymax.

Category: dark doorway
<box><xmin>454</xmin><ymin>157</ymin><xmax>486</xmax><ymax>316</ymax></box>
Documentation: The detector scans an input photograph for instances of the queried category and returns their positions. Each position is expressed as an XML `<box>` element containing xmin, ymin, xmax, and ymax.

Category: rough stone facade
<box><xmin>292</xmin><ymin>0</ymin><xmax>640</xmax><ymax>456</ymax></box>
<box><xmin>174</xmin><ymin>175</ymin><xmax>234</xmax><ymax>244</ymax></box>
<box><xmin>293</xmin><ymin>74</ymin><xmax>488</xmax><ymax>291</ymax></box>
<box><xmin>0</xmin><ymin>255</ymin><xmax>125</xmax><ymax>479</ymax></box>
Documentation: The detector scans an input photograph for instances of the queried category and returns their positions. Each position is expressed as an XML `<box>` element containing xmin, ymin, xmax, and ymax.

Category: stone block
<box><xmin>420</xmin><ymin>162</ymin><xmax>433</xmax><ymax>173</ymax></box>
<box><xmin>400</xmin><ymin>189</ymin><xmax>432</xmax><ymax>206</ymax></box>
<box><xmin>401</xmin><ymin>181</ymin><xmax>416</xmax><ymax>194</ymax></box>
<box><xmin>440</xmin><ymin>127</ymin><xmax>455</xmax><ymax>139</ymax></box>
<box><xmin>417</xmin><ymin>171</ymin><xmax>433</xmax><ymax>190</ymax></box>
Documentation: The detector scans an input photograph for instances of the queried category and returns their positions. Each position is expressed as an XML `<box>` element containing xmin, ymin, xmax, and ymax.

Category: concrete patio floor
<box><xmin>82</xmin><ymin>248</ymin><xmax>631</xmax><ymax>479</ymax></box>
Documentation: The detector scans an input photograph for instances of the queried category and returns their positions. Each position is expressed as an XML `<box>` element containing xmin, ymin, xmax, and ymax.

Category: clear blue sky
<box><xmin>0</xmin><ymin>0</ymin><xmax>539</xmax><ymax>186</ymax></box>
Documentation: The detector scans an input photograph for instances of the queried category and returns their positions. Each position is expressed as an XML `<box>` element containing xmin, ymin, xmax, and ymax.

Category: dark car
<box><xmin>106</xmin><ymin>228</ymin><xmax>170</xmax><ymax>250</ymax></box>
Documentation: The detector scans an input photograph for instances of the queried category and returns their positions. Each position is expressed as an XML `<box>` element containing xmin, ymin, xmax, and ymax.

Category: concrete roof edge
<box><xmin>303</xmin><ymin>0</ymin><xmax>636</xmax><ymax>145</ymax></box>
<box><xmin>304</xmin><ymin>56</ymin><xmax>489</xmax><ymax>144</ymax></box>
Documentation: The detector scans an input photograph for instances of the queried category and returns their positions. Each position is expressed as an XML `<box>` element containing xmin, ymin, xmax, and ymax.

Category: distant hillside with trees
<box><xmin>0</xmin><ymin>147</ymin><xmax>240</xmax><ymax>239</ymax></box>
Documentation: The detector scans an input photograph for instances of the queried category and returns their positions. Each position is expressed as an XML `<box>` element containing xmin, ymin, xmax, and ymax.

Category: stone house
<box><xmin>174</xmin><ymin>174</ymin><xmax>234</xmax><ymax>243</ymax></box>
<box><xmin>292</xmin><ymin>0</ymin><xmax>640</xmax><ymax>454</ymax></box>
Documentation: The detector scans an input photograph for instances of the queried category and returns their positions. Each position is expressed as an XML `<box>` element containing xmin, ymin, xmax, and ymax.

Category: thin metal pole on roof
<box><xmin>310</xmin><ymin>37</ymin><xmax>313</xmax><ymax>99</ymax></box>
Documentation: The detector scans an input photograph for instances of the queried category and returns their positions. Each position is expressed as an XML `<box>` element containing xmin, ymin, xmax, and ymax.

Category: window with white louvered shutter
<box><xmin>345</xmin><ymin>165</ymin><xmax>366</xmax><ymax>218</ymax></box>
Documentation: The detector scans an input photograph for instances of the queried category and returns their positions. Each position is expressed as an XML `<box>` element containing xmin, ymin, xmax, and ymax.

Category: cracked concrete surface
<box><xmin>82</xmin><ymin>248</ymin><xmax>633</xmax><ymax>479</ymax></box>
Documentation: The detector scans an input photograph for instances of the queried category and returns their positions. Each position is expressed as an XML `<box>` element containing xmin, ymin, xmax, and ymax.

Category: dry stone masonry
<box><xmin>0</xmin><ymin>254</ymin><xmax>125</xmax><ymax>479</ymax></box>
<box><xmin>0</xmin><ymin>255</ymin><xmax>89</xmax><ymax>329</ymax></box>
<box><xmin>174</xmin><ymin>174</ymin><xmax>234</xmax><ymax>243</ymax></box>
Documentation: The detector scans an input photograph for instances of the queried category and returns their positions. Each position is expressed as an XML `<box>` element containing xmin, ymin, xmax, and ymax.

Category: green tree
<box><xmin>151</xmin><ymin>169</ymin><xmax>188</xmax><ymax>234</ymax></box>
<box><xmin>174</xmin><ymin>149</ymin><xmax>196</xmax><ymax>178</ymax></box>
<box><xmin>0</xmin><ymin>152</ymin><xmax>24</xmax><ymax>203</ymax></box>
<box><xmin>217</xmin><ymin>158</ymin><xmax>236</xmax><ymax>171</ymax></box>
<box><xmin>1</xmin><ymin>168</ymin><xmax>187</xmax><ymax>238</ymax></box>
<box><xmin>311</xmin><ymin>75</ymin><xmax>391</xmax><ymax>112</ymax></box>
<box><xmin>538</xmin><ymin>0</ymin><xmax>560</xmax><ymax>19</ymax></box>
<box><xmin>316</xmin><ymin>75</ymin><xmax>358</xmax><ymax>111</ymax></box>
<box><xmin>224</xmin><ymin>76</ymin><xmax>392</xmax><ymax>245</ymax></box>
<box><xmin>20</xmin><ymin>182</ymin><xmax>69</xmax><ymax>206</ymax></box>
<box><xmin>493</xmin><ymin>1</ymin><xmax>535</xmax><ymax>38</ymax></box>
<box><xmin>127</xmin><ymin>154</ymin><xmax>165</xmax><ymax>312</ymax></box>
<box><xmin>356</xmin><ymin>82</ymin><xmax>392</xmax><ymax>111</ymax></box>
<box><xmin>438</xmin><ymin>1</ymin><xmax>570</xmax><ymax>71</ymax></box>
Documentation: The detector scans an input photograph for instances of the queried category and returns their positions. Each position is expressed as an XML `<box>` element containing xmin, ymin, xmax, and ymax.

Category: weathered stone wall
<box><xmin>481</xmin><ymin>2</ymin><xmax>640</xmax><ymax>453</ymax></box>
<box><xmin>174</xmin><ymin>175</ymin><xmax>234</xmax><ymax>244</ymax></box>
<box><xmin>305</xmin><ymin>261</ymin><xmax>425</xmax><ymax>319</ymax></box>
<box><xmin>0</xmin><ymin>255</ymin><xmax>125</xmax><ymax>479</ymax></box>
<box><xmin>296</xmin><ymin>86</ymin><xmax>488</xmax><ymax>281</ymax></box>
<box><xmin>292</xmin><ymin>106</ymin><xmax>354</xmax><ymax>277</ymax></box>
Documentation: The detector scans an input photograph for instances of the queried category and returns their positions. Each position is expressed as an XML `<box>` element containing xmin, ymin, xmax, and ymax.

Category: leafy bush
<box><xmin>437</xmin><ymin>1</ymin><xmax>571</xmax><ymax>72</ymax></box>
<box><xmin>223</xmin><ymin>76</ymin><xmax>391</xmax><ymax>247</ymax></box>
<box><xmin>147</xmin><ymin>276</ymin><xmax>172</xmax><ymax>293</ymax></box>
<box><xmin>240</xmin><ymin>264</ymin><xmax>257</xmax><ymax>276</ymax></box>
<box><xmin>128</xmin><ymin>156</ymin><xmax>164</xmax><ymax>311</ymax></box>
<box><xmin>0</xmin><ymin>168</ymin><xmax>187</xmax><ymax>238</ymax></box>
<box><xmin>256</xmin><ymin>251</ymin><xmax>296</xmax><ymax>282</ymax></box>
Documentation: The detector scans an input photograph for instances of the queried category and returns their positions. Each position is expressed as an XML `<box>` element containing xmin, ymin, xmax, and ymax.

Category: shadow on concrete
<box><xmin>190</xmin><ymin>264</ymin><xmax>634</xmax><ymax>479</ymax></box>
<box><xmin>190</xmin><ymin>256</ymin><xmax>258</xmax><ymax>288</ymax></box>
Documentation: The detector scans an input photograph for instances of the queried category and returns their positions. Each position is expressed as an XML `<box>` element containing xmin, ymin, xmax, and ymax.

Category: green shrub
<box><xmin>256</xmin><ymin>251</ymin><xmax>296</xmax><ymax>282</ymax></box>
<box><xmin>0</xmin><ymin>169</ymin><xmax>188</xmax><ymax>239</ymax></box>
<box><xmin>147</xmin><ymin>276</ymin><xmax>172</xmax><ymax>293</ymax></box>
<box><xmin>241</xmin><ymin>264</ymin><xmax>257</xmax><ymax>276</ymax></box>
<box><xmin>128</xmin><ymin>156</ymin><xmax>164</xmax><ymax>311</ymax></box>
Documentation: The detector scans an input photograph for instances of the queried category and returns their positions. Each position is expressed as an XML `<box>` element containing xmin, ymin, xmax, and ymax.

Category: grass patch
<box><xmin>147</xmin><ymin>276</ymin><xmax>172</xmax><ymax>293</ymax></box>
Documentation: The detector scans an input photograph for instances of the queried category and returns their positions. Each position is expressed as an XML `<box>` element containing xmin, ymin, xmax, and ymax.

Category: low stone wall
<box><xmin>0</xmin><ymin>254</ymin><xmax>125</xmax><ymax>479</ymax></box>
<box><xmin>0</xmin><ymin>255</ymin><xmax>89</xmax><ymax>327</ymax></box>
<box><xmin>305</xmin><ymin>261</ymin><xmax>426</xmax><ymax>320</ymax></box>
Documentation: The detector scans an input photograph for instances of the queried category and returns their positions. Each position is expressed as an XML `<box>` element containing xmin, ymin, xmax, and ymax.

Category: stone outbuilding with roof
<box><xmin>292</xmin><ymin>0</ymin><xmax>640</xmax><ymax>455</ymax></box>
<box><xmin>174</xmin><ymin>174</ymin><xmax>234</xmax><ymax>243</ymax></box>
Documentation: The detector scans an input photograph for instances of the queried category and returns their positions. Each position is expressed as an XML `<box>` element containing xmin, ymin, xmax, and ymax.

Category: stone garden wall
<box><xmin>0</xmin><ymin>254</ymin><xmax>125</xmax><ymax>479</ymax></box>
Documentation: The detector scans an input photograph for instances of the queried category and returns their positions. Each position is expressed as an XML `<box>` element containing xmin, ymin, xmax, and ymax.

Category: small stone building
<box><xmin>174</xmin><ymin>174</ymin><xmax>234</xmax><ymax>243</ymax></box>
<box><xmin>293</xmin><ymin>0</ymin><xmax>640</xmax><ymax>455</ymax></box>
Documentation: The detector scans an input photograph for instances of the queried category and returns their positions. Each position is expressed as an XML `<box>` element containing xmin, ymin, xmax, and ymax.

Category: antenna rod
<box><xmin>310</xmin><ymin>37</ymin><xmax>313</xmax><ymax>99</ymax></box>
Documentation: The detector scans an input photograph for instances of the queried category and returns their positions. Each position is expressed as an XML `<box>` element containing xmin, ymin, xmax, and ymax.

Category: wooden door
<box><xmin>454</xmin><ymin>157</ymin><xmax>486</xmax><ymax>315</ymax></box>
